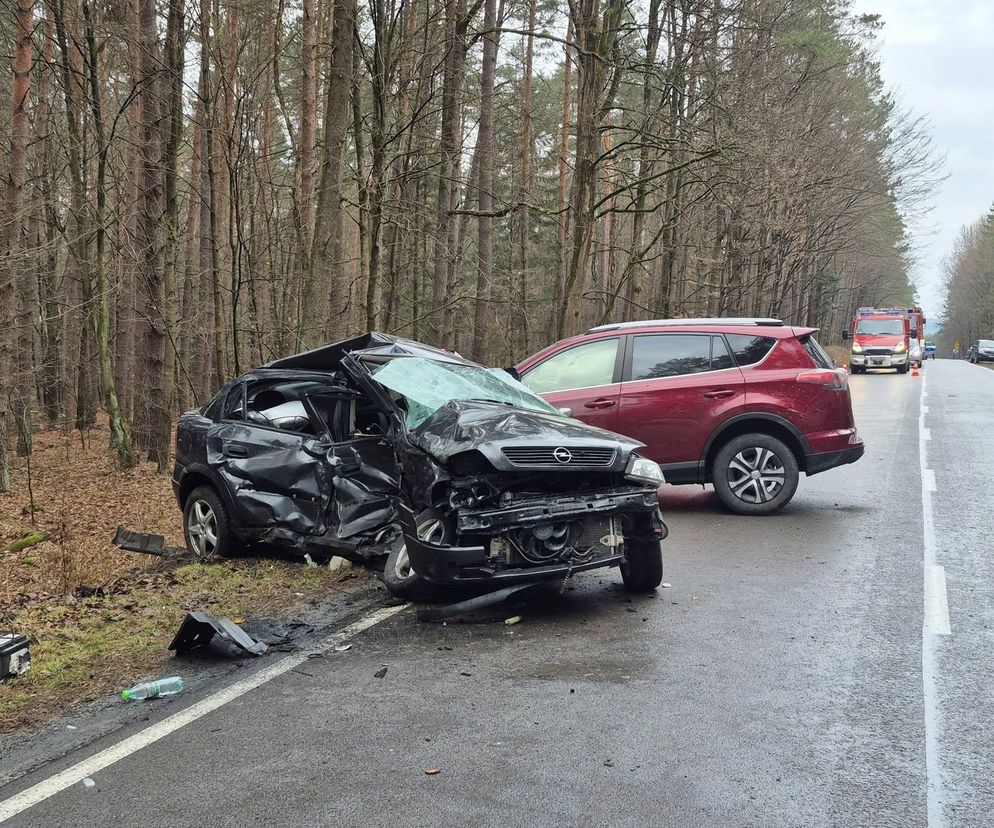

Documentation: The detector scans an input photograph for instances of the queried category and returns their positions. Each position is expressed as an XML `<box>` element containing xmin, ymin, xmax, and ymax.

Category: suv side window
<box><xmin>629</xmin><ymin>334</ymin><xmax>712</xmax><ymax>380</ymax></box>
<box><xmin>711</xmin><ymin>336</ymin><xmax>735</xmax><ymax>371</ymax></box>
<box><xmin>725</xmin><ymin>334</ymin><xmax>777</xmax><ymax>367</ymax></box>
<box><xmin>522</xmin><ymin>338</ymin><xmax>619</xmax><ymax>393</ymax></box>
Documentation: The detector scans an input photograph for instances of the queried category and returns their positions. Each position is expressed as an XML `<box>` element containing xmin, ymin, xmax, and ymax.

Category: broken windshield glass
<box><xmin>371</xmin><ymin>357</ymin><xmax>559</xmax><ymax>428</ymax></box>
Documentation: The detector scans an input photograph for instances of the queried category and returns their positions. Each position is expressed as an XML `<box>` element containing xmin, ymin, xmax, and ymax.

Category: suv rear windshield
<box><xmin>724</xmin><ymin>334</ymin><xmax>777</xmax><ymax>366</ymax></box>
<box><xmin>800</xmin><ymin>335</ymin><xmax>835</xmax><ymax>369</ymax></box>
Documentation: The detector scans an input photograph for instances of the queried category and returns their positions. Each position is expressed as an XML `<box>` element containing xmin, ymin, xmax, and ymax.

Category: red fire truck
<box><xmin>843</xmin><ymin>306</ymin><xmax>925</xmax><ymax>374</ymax></box>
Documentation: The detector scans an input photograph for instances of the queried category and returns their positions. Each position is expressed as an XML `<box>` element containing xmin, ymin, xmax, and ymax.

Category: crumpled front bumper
<box><xmin>404</xmin><ymin>537</ymin><xmax>624</xmax><ymax>585</ymax></box>
<box><xmin>402</xmin><ymin>488</ymin><xmax>666</xmax><ymax>586</ymax></box>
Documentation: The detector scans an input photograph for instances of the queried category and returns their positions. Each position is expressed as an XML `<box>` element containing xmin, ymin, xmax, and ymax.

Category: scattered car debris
<box><xmin>122</xmin><ymin>676</ymin><xmax>185</xmax><ymax>701</ymax></box>
<box><xmin>374</xmin><ymin>667</ymin><xmax>388</xmax><ymax>678</ymax></box>
<box><xmin>77</xmin><ymin>585</ymin><xmax>106</xmax><ymax>598</ymax></box>
<box><xmin>415</xmin><ymin>583</ymin><xmax>539</xmax><ymax>622</ymax></box>
<box><xmin>660</xmin><ymin>582</ymin><xmax>672</xmax><ymax>588</ymax></box>
<box><xmin>425</xmin><ymin>768</ymin><xmax>441</xmax><ymax>776</ymax></box>
<box><xmin>112</xmin><ymin>525</ymin><xmax>186</xmax><ymax>557</ymax></box>
<box><xmin>169</xmin><ymin>611</ymin><xmax>269</xmax><ymax>657</ymax></box>
<box><xmin>0</xmin><ymin>633</ymin><xmax>31</xmax><ymax>680</ymax></box>
<box><xmin>504</xmin><ymin>615</ymin><xmax>523</xmax><ymax>626</ymax></box>
<box><xmin>82</xmin><ymin>778</ymin><xmax>96</xmax><ymax>789</ymax></box>
<box><xmin>334</xmin><ymin>643</ymin><xmax>352</xmax><ymax>652</ymax></box>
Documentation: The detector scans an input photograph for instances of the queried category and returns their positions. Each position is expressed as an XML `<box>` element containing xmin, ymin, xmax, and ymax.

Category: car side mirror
<box><xmin>841</xmin><ymin>330</ymin><xmax>851</xmax><ymax>341</ymax></box>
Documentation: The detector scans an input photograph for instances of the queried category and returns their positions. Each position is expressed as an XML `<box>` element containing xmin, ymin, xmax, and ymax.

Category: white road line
<box><xmin>925</xmin><ymin>565</ymin><xmax>951</xmax><ymax>635</ymax></box>
<box><xmin>923</xmin><ymin>427</ymin><xmax>931</xmax><ymax>441</ymax></box>
<box><xmin>919</xmin><ymin>370</ymin><xmax>948</xmax><ymax>828</ymax></box>
<box><xmin>0</xmin><ymin>603</ymin><xmax>408</xmax><ymax>824</ymax></box>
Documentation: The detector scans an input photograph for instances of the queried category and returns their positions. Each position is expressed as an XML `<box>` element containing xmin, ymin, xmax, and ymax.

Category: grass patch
<box><xmin>4</xmin><ymin>531</ymin><xmax>45</xmax><ymax>555</ymax></box>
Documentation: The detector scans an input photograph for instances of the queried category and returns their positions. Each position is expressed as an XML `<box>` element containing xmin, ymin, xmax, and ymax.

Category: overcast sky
<box><xmin>850</xmin><ymin>0</ymin><xmax>994</xmax><ymax>322</ymax></box>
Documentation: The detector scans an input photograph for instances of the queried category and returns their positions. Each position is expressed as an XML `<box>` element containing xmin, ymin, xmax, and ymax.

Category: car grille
<box><xmin>864</xmin><ymin>347</ymin><xmax>892</xmax><ymax>356</ymax></box>
<box><xmin>501</xmin><ymin>446</ymin><xmax>617</xmax><ymax>467</ymax></box>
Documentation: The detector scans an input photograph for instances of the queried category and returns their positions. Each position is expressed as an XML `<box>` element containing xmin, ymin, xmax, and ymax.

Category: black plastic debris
<box><xmin>112</xmin><ymin>526</ymin><xmax>187</xmax><ymax>557</ymax></box>
<box><xmin>169</xmin><ymin>612</ymin><xmax>268</xmax><ymax>657</ymax></box>
<box><xmin>77</xmin><ymin>585</ymin><xmax>105</xmax><ymax>599</ymax></box>
<box><xmin>415</xmin><ymin>583</ymin><xmax>539</xmax><ymax>622</ymax></box>
<box><xmin>1</xmin><ymin>633</ymin><xmax>31</xmax><ymax>680</ymax></box>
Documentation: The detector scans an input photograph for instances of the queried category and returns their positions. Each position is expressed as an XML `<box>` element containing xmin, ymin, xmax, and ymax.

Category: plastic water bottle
<box><xmin>121</xmin><ymin>676</ymin><xmax>185</xmax><ymax>701</ymax></box>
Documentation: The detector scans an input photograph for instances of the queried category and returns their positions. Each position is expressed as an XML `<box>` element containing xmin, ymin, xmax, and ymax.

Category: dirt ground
<box><xmin>0</xmin><ymin>416</ymin><xmax>364</xmax><ymax>732</ymax></box>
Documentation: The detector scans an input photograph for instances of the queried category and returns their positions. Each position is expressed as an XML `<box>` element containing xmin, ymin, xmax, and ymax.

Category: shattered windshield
<box><xmin>371</xmin><ymin>357</ymin><xmax>560</xmax><ymax>428</ymax></box>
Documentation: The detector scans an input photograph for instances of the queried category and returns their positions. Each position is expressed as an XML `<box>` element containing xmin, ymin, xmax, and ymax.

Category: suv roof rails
<box><xmin>587</xmin><ymin>317</ymin><xmax>784</xmax><ymax>334</ymax></box>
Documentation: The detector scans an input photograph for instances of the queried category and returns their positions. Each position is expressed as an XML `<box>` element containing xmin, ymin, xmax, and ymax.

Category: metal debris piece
<box><xmin>504</xmin><ymin>615</ymin><xmax>523</xmax><ymax>626</ymax></box>
<box><xmin>169</xmin><ymin>612</ymin><xmax>268</xmax><ymax>657</ymax></box>
<box><xmin>0</xmin><ymin>633</ymin><xmax>31</xmax><ymax>680</ymax></box>
<box><xmin>374</xmin><ymin>667</ymin><xmax>388</xmax><ymax>678</ymax></box>
<box><xmin>112</xmin><ymin>526</ymin><xmax>186</xmax><ymax>557</ymax></box>
<box><xmin>415</xmin><ymin>583</ymin><xmax>538</xmax><ymax>622</ymax></box>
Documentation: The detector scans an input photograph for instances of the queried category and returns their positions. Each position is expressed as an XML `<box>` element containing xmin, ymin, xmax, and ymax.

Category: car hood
<box><xmin>409</xmin><ymin>399</ymin><xmax>643</xmax><ymax>471</ymax></box>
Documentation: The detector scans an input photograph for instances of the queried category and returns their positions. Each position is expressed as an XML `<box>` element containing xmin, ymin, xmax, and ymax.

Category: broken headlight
<box><xmin>625</xmin><ymin>455</ymin><xmax>665</xmax><ymax>487</ymax></box>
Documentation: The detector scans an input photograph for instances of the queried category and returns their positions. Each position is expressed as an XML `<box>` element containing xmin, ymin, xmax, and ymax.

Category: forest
<box><xmin>940</xmin><ymin>206</ymin><xmax>994</xmax><ymax>351</ymax></box>
<box><xmin>0</xmin><ymin>0</ymin><xmax>934</xmax><ymax>481</ymax></box>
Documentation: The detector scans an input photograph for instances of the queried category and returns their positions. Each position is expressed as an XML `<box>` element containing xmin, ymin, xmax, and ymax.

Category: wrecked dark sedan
<box><xmin>172</xmin><ymin>333</ymin><xmax>668</xmax><ymax>599</ymax></box>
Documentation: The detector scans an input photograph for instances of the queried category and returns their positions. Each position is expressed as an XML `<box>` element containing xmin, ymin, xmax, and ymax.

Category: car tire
<box><xmin>712</xmin><ymin>434</ymin><xmax>800</xmax><ymax>516</ymax></box>
<box><xmin>620</xmin><ymin>537</ymin><xmax>663</xmax><ymax>592</ymax></box>
<box><xmin>382</xmin><ymin>509</ymin><xmax>449</xmax><ymax>601</ymax></box>
<box><xmin>897</xmin><ymin>363</ymin><xmax>908</xmax><ymax>374</ymax></box>
<box><xmin>183</xmin><ymin>485</ymin><xmax>239</xmax><ymax>558</ymax></box>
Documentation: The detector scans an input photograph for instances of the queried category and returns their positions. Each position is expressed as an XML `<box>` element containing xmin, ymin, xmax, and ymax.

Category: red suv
<box><xmin>516</xmin><ymin>319</ymin><xmax>864</xmax><ymax>515</ymax></box>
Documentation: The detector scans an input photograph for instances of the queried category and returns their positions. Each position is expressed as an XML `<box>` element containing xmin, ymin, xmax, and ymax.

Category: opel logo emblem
<box><xmin>553</xmin><ymin>447</ymin><xmax>573</xmax><ymax>464</ymax></box>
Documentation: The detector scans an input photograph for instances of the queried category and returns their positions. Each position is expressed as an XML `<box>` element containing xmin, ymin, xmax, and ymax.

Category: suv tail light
<box><xmin>795</xmin><ymin>369</ymin><xmax>847</xmax><ymax>390</ymax></box>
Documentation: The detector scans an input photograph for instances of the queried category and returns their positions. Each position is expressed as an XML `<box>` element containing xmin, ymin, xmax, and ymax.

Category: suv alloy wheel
<box><xmin>712</xmin><ymin>433</ymin><xmax>800</xmax><ymax>515</ymax></box>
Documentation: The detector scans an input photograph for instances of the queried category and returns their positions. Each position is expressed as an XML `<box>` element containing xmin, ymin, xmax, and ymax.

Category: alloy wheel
<box><xmin>393</xmin><ymin>518</ymin><xmax>445</xmax><ymax>580</ymax></box>
<box><xmin>186</xmin><ymin>499</ymin><xmax>219</xmax><ymax>557</ymax></box>
<box><xmin>726</xmin><ymin>447</ymin><xmax>786</xmax><ymax>504</ymax></box>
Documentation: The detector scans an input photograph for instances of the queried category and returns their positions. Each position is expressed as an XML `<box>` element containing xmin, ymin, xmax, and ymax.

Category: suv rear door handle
<box><xmin>584</xmin><ymin>398</ymin><xmax>617</xmax><ymax>410</ymax></box>
<box><xmin>223</xmin><ymin>444</ymin><xmax>249</xmax><ymax>458</ymax></box>
<box><xmin>703</xmin><ymin>390</ymin><xmax>736</xmax><ymax>399</ymax></box>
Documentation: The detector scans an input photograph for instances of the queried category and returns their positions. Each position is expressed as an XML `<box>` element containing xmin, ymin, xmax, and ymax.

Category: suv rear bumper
<box><xmin>806</xmin><ymin>443</ymin><xmax>865</xmax><ymax>476</ymax></box>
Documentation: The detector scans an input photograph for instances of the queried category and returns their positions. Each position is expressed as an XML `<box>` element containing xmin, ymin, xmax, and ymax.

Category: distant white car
<box><xmin>909</xmin><ymin>339</ymin><xmax>923</xmax><ymax>368</ymax></box>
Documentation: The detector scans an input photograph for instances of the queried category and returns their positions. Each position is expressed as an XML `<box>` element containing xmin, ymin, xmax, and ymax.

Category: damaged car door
<box><xmin>207</xmin><ymin>378</ymin><xmax>336</xmax><ymax>535</ymax></box>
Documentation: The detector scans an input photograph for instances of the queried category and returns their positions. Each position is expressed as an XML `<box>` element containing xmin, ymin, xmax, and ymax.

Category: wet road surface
<box><xmin>2</xmin><ymin>359</ymin><xmax>992</xmax><ymax>826</ymax></box>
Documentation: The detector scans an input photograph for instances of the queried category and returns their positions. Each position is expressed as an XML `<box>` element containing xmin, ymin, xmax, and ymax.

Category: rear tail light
<box><xmin>795</xmin><ymin>369</ymin><xmax>847</xmax><ymax>390</ymax></box>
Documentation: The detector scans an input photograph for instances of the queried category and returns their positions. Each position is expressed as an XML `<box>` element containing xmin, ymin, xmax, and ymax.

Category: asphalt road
<box><xmin>2</xmin><ymin>358</ymin><xmax>992</xmax><ymax>827</ymax></box>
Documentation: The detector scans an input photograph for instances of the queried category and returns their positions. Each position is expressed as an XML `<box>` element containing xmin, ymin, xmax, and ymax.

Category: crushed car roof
<box><xmin>265</xmin><ymin>332</ymin><xmax>470</xmax><ymax>370</ymax></box>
